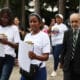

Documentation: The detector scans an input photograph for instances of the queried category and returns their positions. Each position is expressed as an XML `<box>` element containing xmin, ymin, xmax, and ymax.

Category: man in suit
<box><xmin>60</xmin><ymin>13</ymin><xmax>80</xmax><ymax>80</ymax></box>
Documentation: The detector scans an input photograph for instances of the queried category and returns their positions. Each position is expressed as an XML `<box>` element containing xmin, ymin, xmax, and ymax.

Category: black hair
<box><xmin>29</xmin><ymin>13</ymin><xmax>42</xmax><ymax>23</ymax></box>
<box><xmin>0</xmin><ymin>7</ymin><xmax>14</xmax><ymax>25</ymax></box>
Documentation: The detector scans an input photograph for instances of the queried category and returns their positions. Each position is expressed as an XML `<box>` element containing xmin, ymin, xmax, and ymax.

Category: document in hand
<box><xmin>18</xmin><ymin>41</ymin><xmax>34</xmax><ymax>72</ymax></box>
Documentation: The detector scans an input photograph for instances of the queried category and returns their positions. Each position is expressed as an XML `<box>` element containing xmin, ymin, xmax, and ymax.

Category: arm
<box><xmin>7</xmin><ymin>41</ymin><xmax>18</xmax><ymax>49</ymax></box>
<box><xmin>29</xmin><ymin>51</ymin><xmax>49</xmax><ymax>61</ymax></box>
<box><xmin>29</xmin><ymin>34</ymin><xmax>50</xmax><ymax>61</ymax></box>
<box><xmin>0</xmin><ymin>38</ymin><xmax>18</xmax><ymax>49</ymax></box>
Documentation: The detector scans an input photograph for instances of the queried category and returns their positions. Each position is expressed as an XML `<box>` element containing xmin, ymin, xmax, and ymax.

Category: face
<box><xmin>14</xmin><ymin>17</ymin><xmax>20</xmax><ymax>26</ymax></box>
<box><xmin>50</xmin><ymin>19</ymin><xmax>55</xmax><ymax>26</ymax></box>
<box><xmin>0</xmin><ymin>13</ymin><xmax>9</xmax><ymax>26</ymax></box>
<box><xmin>29</xmin><ymin>16</ymin><xmax>41</xmax><ymax>33</ymax></box>
<box><xmin>70</xmin><ymin>16</ymin><xmax>80</xmax><ymax>29</ymax></box>
<box><xmin>56</xmin><ymin>17</ymin><xmax>62</xmax><ymax>24</ymax></box>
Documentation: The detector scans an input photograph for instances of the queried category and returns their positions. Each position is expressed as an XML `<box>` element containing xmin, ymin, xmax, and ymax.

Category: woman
<box><xmin>12</xmin><ymin>17</ymin><xmax>21</xmax><ymax>66</ymax></box>
<box><xmin>13</xmin><ymin>17</ymin><xmax>20</xmax><ymax>26</ymax></box>
<box><xmin>50</xmin><ymin>14</ymin><xmax>68</xmax><ymax>77</ymax></box>
<box><xmin>21</xmin><ymin>13</ymin><xmax>50</xmax><ymax>80</ymax></box>
<box><xmin>0</xmin><ymin>8</ymin><xmax>20</xmax><ymax>80</ymax></box>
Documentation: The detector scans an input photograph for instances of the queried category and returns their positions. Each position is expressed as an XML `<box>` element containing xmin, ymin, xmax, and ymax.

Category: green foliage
<box><xmin>9</xmin><ymin>0</ymin><xmax>22</xmax><ymax>17</ymax></box>
<box><xmin>0</xmin><ymin>0</ymin><xmax>5</xmax><ymax>8</ymax></box>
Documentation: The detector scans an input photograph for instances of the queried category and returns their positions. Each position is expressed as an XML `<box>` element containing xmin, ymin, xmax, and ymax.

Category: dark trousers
<box><xmin>0</xmin><ymin>55</ymin><xmax>14</xmax><ymax>80</ymax></box>
<box><xmin>64</xmin><ymin>71</ymin><xmax>80</xmax><ymax>80</ymax></box>
<box><xmin>64</xmin><ymin>60</ymin><xmax>80</xmax><ymax>80</ymax></box>
<box><xmin>21</xmin><ymin>67</ymin><xmax>47</xmax><ymax>80</ymax></box>
<box><xmin>52</xmin><ymin>44</ymin><xmax>63</xmax><ymax>71</ymax></box>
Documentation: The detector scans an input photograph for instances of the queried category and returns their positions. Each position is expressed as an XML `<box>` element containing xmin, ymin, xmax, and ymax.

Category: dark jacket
<box><xmin>60</xmin><ymin>29</ymin><xmax>80</xmax><ymax>74</ymax></box>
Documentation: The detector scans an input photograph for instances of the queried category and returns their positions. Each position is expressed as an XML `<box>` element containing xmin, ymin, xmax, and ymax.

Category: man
<box><xmin>51</xmin><ymin>14</ymin><xmax>68</xmax><ymax>76</ymax></box>
<box><xmin>60</xmin><ymin>13</ymin><xmax>80</xmax><ymax>80</ymax></box>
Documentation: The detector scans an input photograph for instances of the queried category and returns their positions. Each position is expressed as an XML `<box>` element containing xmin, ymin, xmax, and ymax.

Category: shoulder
<box><xmin>60</xmin><ymin>23</ymin><xmax>68</xmax><ymax>31</ymax></box>
<box><xmin>11</xmin><ymin>25</ymin><xmax>19</xmax><ymax>31</ymax></box>
<box><xmin>24</xmin><ymin>33</ymin><xmax>31</xmax><ymax>38</ymax></box>
<box><xmin>39</xmin><ymin>31</ymin><xmax>50</xmax><ymax>43</ymax></box>
<box><xmin>61</xmin><ymin>23</ymin><xmax>67</xmax><ymax>28</ymax></box>
<box><xmin>39</xmin><ymin>31</ymin><xmax>49</xmax><ymax>37</ymax></box>
<box><xmin>52</xmin><ymin>23</ymin><xmax>57</xmax><ymax>27</ymax></box>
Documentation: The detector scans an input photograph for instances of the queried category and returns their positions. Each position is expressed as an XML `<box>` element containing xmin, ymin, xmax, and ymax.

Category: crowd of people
<box><xmin>0</xmin><ymin>7</ymin><xmax>80</xmax><ymax>80</ymax></box>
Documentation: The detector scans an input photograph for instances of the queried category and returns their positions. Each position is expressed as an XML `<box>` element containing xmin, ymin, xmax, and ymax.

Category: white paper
<box><xmin>18</xmin><ymin>41</ymin><xmax>33</xmax><ymax>72</ymax></box>
<box><xmin>0</xmin><ymin>43</ymin><xmax>5</xmax><ymax>57</ymax></box>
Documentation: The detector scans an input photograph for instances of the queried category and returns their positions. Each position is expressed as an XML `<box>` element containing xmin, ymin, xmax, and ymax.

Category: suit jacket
<box><xmin>60</xmin><ymin>29</ymin><xmax>80</xmax><ymax>74</ymax></box>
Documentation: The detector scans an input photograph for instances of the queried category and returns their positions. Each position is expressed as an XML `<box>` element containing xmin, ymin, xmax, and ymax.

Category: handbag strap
<box><xmin>39</xmin><ymin>63</ymin><xmax>42</xmax><ymax>68</ymax></box>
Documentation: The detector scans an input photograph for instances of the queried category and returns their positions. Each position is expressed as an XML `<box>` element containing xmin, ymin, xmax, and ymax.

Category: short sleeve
<box><xmin>59</xmin><ymin>24</ymin><xmax>68</xmax><ymax>33</ymax></box>
<box><xmin>13</xmin><ymin>28</ymin><xmax>21</xmax><ymax>43</ymax></box>
<box><xmin>42</xmin><ymin>34</ymin><xmax>51</xmax><ymax>53</ymax></box>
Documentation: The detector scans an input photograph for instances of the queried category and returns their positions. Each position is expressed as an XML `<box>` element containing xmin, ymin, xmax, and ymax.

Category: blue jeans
<box><xmin>21</xmin><ymin>67</ymin><xmax>47</xmax><ymax>80</ymax></box>
<box><xmin>52</xmin><ymin>44</ymin><xmax>63</xmax><ymax>71</ymax></box>
<box><xmin>0</xmin><ymin>55</ymin><xmax>14</xmax><ymax>80</ymax></box>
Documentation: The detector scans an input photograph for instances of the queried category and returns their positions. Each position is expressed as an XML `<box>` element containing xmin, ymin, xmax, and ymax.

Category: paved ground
<box><xmin>10</xmin><ymin>55</ymin><xmax>63</xmax><ymax>80</ymax></box>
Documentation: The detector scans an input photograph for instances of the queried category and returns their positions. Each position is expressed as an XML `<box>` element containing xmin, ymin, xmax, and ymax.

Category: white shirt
<box><xmin>0</xmin><ymin>25</ymin><xmax>20</xmax><ymax>57</ymax></box>
<box><xmin>12</xmin><ymin>25</ymin><xmax>19</xmax><ymax>32</ymax></box>
<box><xmin>24</xmin><ymin>31</ymin><xmax>50</xmax><ymax>68</ymax></box>
<box><xmin>51</xmin><ymin>23</ymin><xmax>68</xmax><ymax>46</ymax></box>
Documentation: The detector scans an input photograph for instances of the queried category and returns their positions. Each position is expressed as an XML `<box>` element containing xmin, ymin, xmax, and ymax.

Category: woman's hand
<box><xmin>29</xmin><ymin>51</ymin><xmax>49</xmax><ymax>61</ymax></box>
<box><xmin>0</xmin><ymin>34</ymin><xmax>8</xmax><ymax>44</ymax></box>
<box><xmin>0</xmin><ymin>38</ymin><xmax>18</xmax><ymax>49</ymax></box>
<box><xmin>29</xmin><ymin>51</ymin><xmax>37</xmax><ymax>59</ymax></box>
<box><xmin>0</xmin><ymin>38</ymin><xmax>8</xmax><ymax>44</ymax></box>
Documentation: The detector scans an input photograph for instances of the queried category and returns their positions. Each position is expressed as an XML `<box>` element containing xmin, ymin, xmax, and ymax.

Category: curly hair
<box><xmin>0</xmin><ymin>8</ymin><xmax>14</xmax><ymax>26</ymax></box>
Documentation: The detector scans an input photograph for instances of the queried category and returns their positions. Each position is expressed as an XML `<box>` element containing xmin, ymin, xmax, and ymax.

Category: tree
<box><xmin>34</xmin><ymin>0</ymin><xmax>40</xmax><ymax>14</ymax></box>
<box><xmin>58</xmin><ymin>0</ymin><xmax>65</xmax><ymax>15</ymax></box>
<box><xmin>21</xmin><ymin>0</ymin><xmax>25</xmax><ymax>27</ymax></box>
<box><xmin>3</xmin><ymin>0</ymin><xmax>9</xmax><ymax>8</ymax></box>
<box><xmin>0</xmin><ymin>0</ymin><xmax>4</xmax><ymax>8</ymax></box>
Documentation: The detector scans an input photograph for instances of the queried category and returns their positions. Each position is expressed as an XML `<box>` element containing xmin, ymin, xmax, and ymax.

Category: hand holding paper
<box><xmin>29</xmin><ymin>51</ymin><xmax>37</xmax><ymax>59</ymax></box>
<box><xmin>18</xmin><ymin>41</ymin><xmax>34</xmax><ymax>72</ymax></box>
